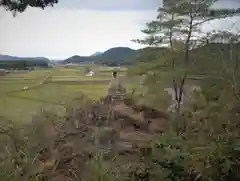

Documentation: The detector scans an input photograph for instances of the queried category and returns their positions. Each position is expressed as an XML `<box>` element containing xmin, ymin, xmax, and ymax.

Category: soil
<box><xmin>112</xmin><ymin>102</ymin><xmax>168</xmax><ymax>133</ymax></box>
<box><xmin>26</xmin><ymin>96</ymin><xmax>169</xmax><ymax>181</ymax></box>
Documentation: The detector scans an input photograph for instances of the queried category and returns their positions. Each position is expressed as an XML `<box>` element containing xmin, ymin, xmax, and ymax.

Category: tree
<box><xmin>0</xmin><ymin>0</ymin><xmax>58</xmax><ymax>14</ymax></box>
<box><xmin>131</xmin><ymin>2</ymin><xmax>240</xmax><ymax>181</ymax></box>
<box><xmin>132</xmin><ymin>0</ymin><xmax>240</xmax><ymax>113</ymax></box>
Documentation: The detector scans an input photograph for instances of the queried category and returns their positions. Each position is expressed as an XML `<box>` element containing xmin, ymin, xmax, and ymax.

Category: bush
<box><xmin>143</xmin><ymin>87</ymin><xmax>240</xmax><ymax>181</ymax></box>
<box><xmin>0</xmin><ymin>96</ymin><xmax>142</xmax><ymax>181</ymax></box>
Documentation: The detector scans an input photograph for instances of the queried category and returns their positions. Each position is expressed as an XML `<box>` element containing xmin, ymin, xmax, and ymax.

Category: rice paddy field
<box><xmin>0</xmin><ymin>65</ymin><xmax>130</xmax><ymax>122</ymax></box>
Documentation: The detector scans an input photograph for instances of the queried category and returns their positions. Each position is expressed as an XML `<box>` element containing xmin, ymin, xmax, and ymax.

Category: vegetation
<box><xmin>1</xmin><ymin>0</ymin><xmax>240</xmax><ymax>181</ymax></box>
<box><xmin>0</xmin><ymin>0</ymin><xmax>58</xmax><ymax>14</ymax></box>
<box><xmin>62</xmin><ymin>47</ymin><xmax>137</xmax><ymax>66</ymax></box>
<box><xmin>0</xmin><ymin>66</ymin><xmax>116</xmax><ymax>122</ymax></box>
<box><xmin>130</xmin><ymin>0</ymin><xmax>240</xmax><ymax>181</ymax></box>
<box><xmin>0</xmin><ymin>47</ymin><xmax>136</xmax><ymax>69</ymax></box>
<box><xmin>0</xmin><ymin>60</ymin><xmax>49</xmax><ymax>69</ymax></box>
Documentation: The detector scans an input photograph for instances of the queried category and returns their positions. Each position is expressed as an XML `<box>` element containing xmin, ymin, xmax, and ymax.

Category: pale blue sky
<box><xmin>0</xmin><ymin>0</ymin><xmax>239</xmax><ymax>59</ymax></box>
<box><xmin>57</xmin><ymin>0</ymin><xmax>160</xmax><ymax>10</ymax></box>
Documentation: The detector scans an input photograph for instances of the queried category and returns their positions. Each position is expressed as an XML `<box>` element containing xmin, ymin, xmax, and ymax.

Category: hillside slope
<box><xmin>63</xmin><ymin>55</ymin><xmax>94</xmax><ymax>64</ymax></box>
<box><xmin>90</xmin><ymin>52</ymin><xmax>103</xmax><ymax>56</ymax></box>
<box><xmin>0</xmin><ymin>55</ymin><xmax>50</xmax><ymax>69</ymax></box>
<box><xmin>0</xmin><ymin>54</ymin><xmax>49</xmax><ymax>62</ymax></box>
<box><xmin>62</xmin><ymin>47</ymin><xmax>138</xmax><ymax>65</ymax></box>
<box><xmin>96</xmin><ymin>47</ymin><xmax>137</xmax><ymax>65</ymax></box>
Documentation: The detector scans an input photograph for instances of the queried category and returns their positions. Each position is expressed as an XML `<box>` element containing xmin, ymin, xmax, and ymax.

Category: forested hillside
<box><xmin>62</xmin><ymin>47</ymin><xmax>137</xmax><ymax>65</ymax></box>
<box><xmin>1</xmin><ymin>0</ymin><xmax>240</xmax><ymax>181</ymax></box>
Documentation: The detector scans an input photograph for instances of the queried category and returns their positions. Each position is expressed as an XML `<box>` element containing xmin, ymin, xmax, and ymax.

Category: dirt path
<box><xmin>113</xmin><ymin>103</ymin><xmax>144</xmax><ymax>121</ymax></box>
<box><xmin>5</xmin><ymin>71</ymin><xmax>53</xmax><ymax>95</ymax></box>
<box><xmin>111</xmin><ymin>102</ymin><xmax>168</xmax><ymax>133</ymax></box>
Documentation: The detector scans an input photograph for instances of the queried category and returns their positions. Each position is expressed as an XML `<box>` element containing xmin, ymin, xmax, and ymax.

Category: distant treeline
<box><xmin>62</xmin><ymin>47</ymin><xmax>137</xmax><ymax>66</ymax></box>
<box><xmin>99</xmin><ymin>60</ymin><xmax>134</xmax><ymax>67</ymax></box>
<box><xmin>0</xmin><ymin>60</ymin><xmax>49</xmax><ymax>69</ymax></box>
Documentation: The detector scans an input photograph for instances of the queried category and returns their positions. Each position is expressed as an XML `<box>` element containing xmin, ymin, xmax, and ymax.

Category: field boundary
<box><xmin>46</xmin><ymin>79</ymin><xmax>111</xmax><ymax>85</ymax></box>
<box><xmin>5</xmin><ymin>71</ymin><xmax>53</xmax><ymax>95</ymax></box>
<box><xmin>0</xmin><ymin>66</ymin><xmax>125</xmax><ymax>122</ymax></box>
<box><xmin>7</xmin><ymin>94</ymin><xmax>66</xmax><ymax>106</ymax></box>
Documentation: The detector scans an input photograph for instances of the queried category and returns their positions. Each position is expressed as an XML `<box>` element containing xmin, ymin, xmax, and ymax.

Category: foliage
<box><xmin>0</xmin><ymin>60</ymin><xmax>49</xmax><ymax>70</ymax></box>
<box><xmin>129</xmin><ymin>0</ymin><xmax>240</xmax><ymax>181</ymax></box>
<box><xmin>83</xmin><ymin>65</ymin><xmax>91</xmax><ymax>74</ymax></box>
<box><xmin>0</xmin><ymin>0</ymin><xmax>58</xmax><ymax>14</ymax></box>
<box><xmin>0</xmin><ymin>95</ymin><xmax>142</xmax><ymax>181</ymax></box>
<box><xmin>0</xmin><ymin>67</ymin><xmax>115</xmax><ymax>122</ymax></box>
<box><xmin>145</xmin><ymin>83</ymin><xmax>240</xmax><ymax>181</ymax></box>
<box><xmin>131</xmin><ymin>0</ymin><xmax>240</xmax><ymax>112</ymax></box>
<box><xmin>1</xmin><ymin>1</ymin><xmax>240</xmax><ymax>181</ymax></box>
<box><xmin>62</xmin><ymin>47</ymin><xmax>137</xmax><ymax>66</ymax></box>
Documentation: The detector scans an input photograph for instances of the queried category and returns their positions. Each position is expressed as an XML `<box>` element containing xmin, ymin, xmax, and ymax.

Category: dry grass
<box><xmin>0</xmin><ymin>94</ymin><xmax>162</xmax><ymax>181</ymax></box>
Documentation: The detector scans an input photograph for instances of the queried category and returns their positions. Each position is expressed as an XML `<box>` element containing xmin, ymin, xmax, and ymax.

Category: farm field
<box><xmin>0</xmin><ymin>66</ymin><xmax>129</xmax><ymax>122</ymax></box>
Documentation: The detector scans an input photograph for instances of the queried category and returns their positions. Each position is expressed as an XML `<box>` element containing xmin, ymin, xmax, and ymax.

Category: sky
<box><xmin>0</xmin><ymin>0</ymin><xmax>239</xmax><ymax>59</ymax></box>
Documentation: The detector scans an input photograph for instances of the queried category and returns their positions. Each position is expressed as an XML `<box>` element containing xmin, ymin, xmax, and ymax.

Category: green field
<box><xmin>0</xmin><ymin>66</ymin><xmax>128</xmax><ymax>122</ymax></box>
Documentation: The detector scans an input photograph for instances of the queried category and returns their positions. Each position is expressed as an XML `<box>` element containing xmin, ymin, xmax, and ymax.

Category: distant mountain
<box><xmin>188</xmin><ymin>43</ymin><xmax>240</xmax><ymax>74</ymax></box>
<box><xmin>90</xmin><ymin>52</ymin><xmax>103</xmax><ymax>56</ymax></box>
<box><xmin>100</xmin><ymin>47</ymin><xmax>137</xmax><ymax>59</ymax></box>
<box><xmin>62</xmin><ymin>47</ymin><xmax>138</xmax><ymax>66</ymax></box>
<box><xmin>134</xmin><ymin>43</ymin><xmax>240</xmax><ymax>74</ymax></box>
<box><xmin>63</xmin><ymin>55</ymin><xmax>94</xmax><ymax>64</ymax></box>
<box><xmin>95</xmin><ymin>47</ymin><xmax>137</xmax><ymax>66</ymax></box>
<box><xmin>0</xmin><ymin>55</ymin><xmax>16</xmax><ymax>61</ymax></box>
<box><xmin>0</xmin><ymin>54</ymin><xmax>50</xmax><ymax>62</ymax></box>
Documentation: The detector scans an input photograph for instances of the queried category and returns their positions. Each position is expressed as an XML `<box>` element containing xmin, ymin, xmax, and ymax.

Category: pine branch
<box><xmin>193</xmin><ymin>8</ymin><xmax>240</xmax><ymax>27</ymax></box>
<box><xmin>0</xmin><ymin>0</ymin><xmax>58</xmax><ymax>13</ymax></box>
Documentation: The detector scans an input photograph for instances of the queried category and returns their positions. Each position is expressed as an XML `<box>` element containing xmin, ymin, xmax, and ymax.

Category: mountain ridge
<box><xmin>1</xmin><ymin>43</ymin><xmax>239</xmax><ymax>68</ymax></box>
<box><xmin>0</xmin><ymin>47</ymin><xmax>137</xmax><ymax>66</ymax></box>
<box><xmin>0</xmin><ymin>54</ymin><xmax>50</xmax><ymax>62</ymax></box>
<box><xmin>62</xmin><ymin>47</ymin><xmax>138</xmax><ymax>66</ymax></box>
<box><xmin>90</xmin><ymin>52</ymin><xmax>103</xmax><ymax>56</ymax></box>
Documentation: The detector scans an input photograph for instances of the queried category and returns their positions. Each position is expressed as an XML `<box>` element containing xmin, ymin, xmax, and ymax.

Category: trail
<box><xmin>5</xmin><ymin>71</ymin><xmax>53</xmax><ymax>96</ymax></box>
<box><xmin>111</xmin><ymin>102</ymin><xmax>168</xmax><ymax>133</ymax></box>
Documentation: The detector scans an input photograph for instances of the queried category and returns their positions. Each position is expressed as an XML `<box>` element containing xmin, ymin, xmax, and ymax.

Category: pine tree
<box><xmin>132</xmin><ymin>0</ymin><xmax>240</xmax><ymax>112</ymax></box>
<box><xmin>0</xmin><ymin>0</ymin><xmax>58</xmax><ymax>14</ymax></box>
